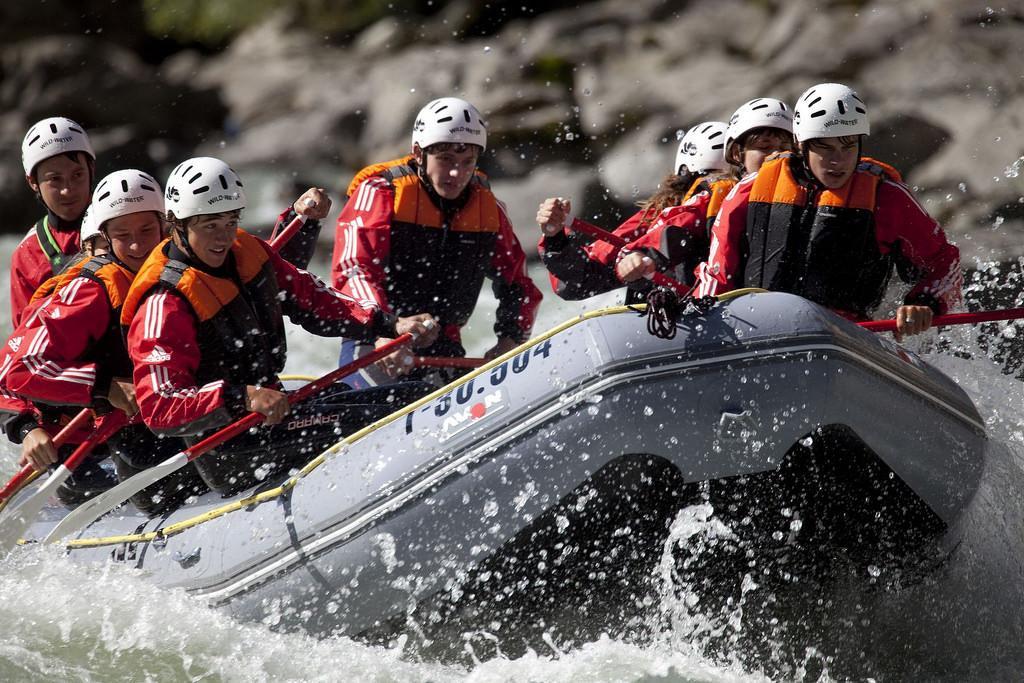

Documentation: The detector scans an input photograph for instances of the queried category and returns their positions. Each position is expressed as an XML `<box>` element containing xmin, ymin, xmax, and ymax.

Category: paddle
<box><xmin>0</xmin><ymin>202</ymin><xmax>317</xmax><ymax>549</ymax></box>
<box><xmin>566</xmin><ymin>218</ymin><xmax>692</xmax><ymax>296</ymax></box>
<box><xmin>0</xmin><ymin>411</ymin><xmax>130</xmax><ymax>552</ymax></box>
<box><xmin>268</xmin><ymin>209</ymin><xmax>309</xmax><ymax>250</ymax></box>
<box><xmin>44</xmin><ymin>331</ymin><xmax>421</xmax><ymax>545</ymax></box>
<box><xmin>858</xmin><ymin>307</ymin><xmax>1024</xmax><ymax>333</ymax></box>
<box><xmin>570</xmin><ymin>218</ymin><xmax>1024</xmax><ymax>337</ymax></box>
<box><xmin>414</xmin><ymin>356</ymin><xmax>487</xmax><ymax>369</ymax></box>
<box><xmin>0</xmin><ymin>408</ymin><xmax>95</xmax><ymax>506</ymax></box>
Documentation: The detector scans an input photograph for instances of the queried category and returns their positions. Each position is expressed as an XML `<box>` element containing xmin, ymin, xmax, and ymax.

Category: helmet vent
<box><xmin>837</xmin><ymin>100</ymin><xmax>847</xmax><ymax>115</ymax></box>
<box><xmin>121</xmin><ymin>179</ymin><xmax>129</xmax><ymax>193</ymax></box>
<box><xmin>218</xmin><ymin>174</ymin><xmax>228</xmax><ymax>190</ymax></box>
<box><xmin>192</xmin><ymin>185</ymin><xmax>210</xmax><ymax>195</ymax></box>
<box><xmin>49</xmin><ymin>123</ymin><xmax>58</xmax><ymax>134</ymax></box>
<box><xmin>436</xmin><ymin>116</ymin><xmax>453</xmax><ymax>123</ymax></box>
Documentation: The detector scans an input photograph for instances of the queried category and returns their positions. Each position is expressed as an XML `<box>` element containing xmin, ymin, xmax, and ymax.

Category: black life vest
<box><xmin>743</xmin><ymin>153</ymin><xmax>902</xmax><ymax>317</ymax></box>
<box><xmin>350</xmin><ymin>159</ymin><xmax>504</xmax><ymax>329</ymax></box>
<box><xmin>122</xmin><ymin>233</ymin><xmax>287</xmax><ymax>387</ymax></box>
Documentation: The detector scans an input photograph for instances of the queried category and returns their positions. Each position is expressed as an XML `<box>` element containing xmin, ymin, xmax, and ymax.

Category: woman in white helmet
<box><xmin>123</xmin><ymin>157</ymin><xmax>437</xmax><ymax>496</ymax></box>
<box><xmin>331</xmin><ymin>96</ymin><xmax>542</xmax><ymax>388</ymax></box>
<box><xmin>537</xmin><ymin>120</ymin><xmax>738</xmax><ymax>300</ymax></box>
<box><xmin>612</xmin><ymin>103</ymin><xmax>796</xmax><ymax>282</ymax></box>
<box><xmin>696</xmin><ymin>83</ymin><xmax>962</xmax><ymax>338</ymax></box>
<box><xmin>11</xmin><ymin>117</ymin><xmax>97</xmax><ymax>327</ymax></box>
<box><xmin>3</xmin><ymin>169</ymin><xmax>179</xmax><ymax>507</ymax></box>
<box><xmin>724</xmin><ymin>98</ymin><xmax>794</xmax><ymax>176</ymax></box>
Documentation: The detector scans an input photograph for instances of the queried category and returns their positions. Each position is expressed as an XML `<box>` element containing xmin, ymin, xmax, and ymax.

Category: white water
<box><xmin>1</xmin><ymin>234</ymin><xmax>1022</xmax><ymax>682</ymax></box>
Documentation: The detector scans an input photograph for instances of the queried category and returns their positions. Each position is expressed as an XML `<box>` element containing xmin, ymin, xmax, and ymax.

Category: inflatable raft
<box><xmin>17</xmin><ymin>291</ymin><xmax>988</xmax><ymax>642</ymax></box>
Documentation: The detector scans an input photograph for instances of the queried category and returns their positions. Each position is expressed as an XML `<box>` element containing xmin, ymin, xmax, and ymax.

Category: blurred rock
<box><xmin>0</xmin><ymin>34</ymin><xmax>225</xmax><ymax>230</ymax></box>
<box><xmin>3</xmin><ymin>0</ymin><xmax>1024</xmax><ymax>264</ymax></box>
<box><xmin>598</xmin><ymin>116</ymin><xmax>683</xmax><ymax>203</ymax></box>
<box><xmin>490</xmin><ymin>162</ymin><xmax>603</xmax><ymax>256</ymax></box>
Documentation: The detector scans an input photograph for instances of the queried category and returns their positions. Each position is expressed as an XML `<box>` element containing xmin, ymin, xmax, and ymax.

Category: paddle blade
<box><xmin>43</xmin><ymin>451</ymin><xmax>190</xmax><ymax>545</ymax></box>
<box><xmin>0</xmin><ymin>464</ymin><xmax>74</xmax><ymax>553</ymax></box>
<box><xmin>0</xmin><ymin>466</ymin><xmax>35</xmax><ymax>506</ymax></box>
<box><xmin>0</xmin><ymin>408</ymin><xmax>94</xmax><ymax>506</ymax></box>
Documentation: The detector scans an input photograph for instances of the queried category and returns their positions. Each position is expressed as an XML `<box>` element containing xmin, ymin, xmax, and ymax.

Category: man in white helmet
<box><xmin>123</xmin><ymin>157</ymin><xmax>437</xmax><ymax>495</ymax></box>
<box><xmin>11</xmin><ymin>117</ymin><xmax>97</xmax><ymax>327</ymax></box>
<box><xmin>331</xmin><ymin>96</ymin><xmax>542</xmax><ymax>387</ymax></box>
<box><xmin>696</xmin><ymin>83</ymin><xmax>962</xmax><ymax>337</ymax></box>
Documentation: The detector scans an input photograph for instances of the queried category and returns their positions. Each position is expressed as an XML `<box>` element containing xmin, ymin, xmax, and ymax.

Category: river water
<box><xmin>0</xmin><ymin>233</ymin><xmax>1022</xmax><ymax>682</ymax></box>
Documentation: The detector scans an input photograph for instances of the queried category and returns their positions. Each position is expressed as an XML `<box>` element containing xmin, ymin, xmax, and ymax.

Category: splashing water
<box><xmin>1</xmin><ymin>240</ymin><xmax>1024</xmax><ymax>681</ymax></box>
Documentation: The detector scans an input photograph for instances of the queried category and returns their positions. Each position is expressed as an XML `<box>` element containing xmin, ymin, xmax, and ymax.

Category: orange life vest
<box><xmin>744</xmin><ymin>153</ymin><xmax>902</xmax><ymax>317</ymax></box>
<box><xmin>346</xmin><ymin>158</ymin><xmax>505</xmax><ymax>338</ymax></box>
<box><xmin>123</xmin><ymin>232</ymin><xmax>287</xmax><ymax>386</ymax></box>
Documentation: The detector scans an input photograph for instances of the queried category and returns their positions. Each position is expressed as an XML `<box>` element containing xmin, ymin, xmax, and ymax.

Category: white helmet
<box><xmin>79</xmin><ymin>206</ymin><xmax>102</xmax><ymax>245</ymax></box>
<box><xmin>163</xmin><ymin>157</ymin><xmax>246</xmax><ymax>220</ymax></box>
<box><xmin>22</xmin><ymin>116</ymin><xmax>95</xmax><ymax>176</ymax></box>
<box><xmin>411</xmin><ymin>97</ymin><xmax>487</xmax><ymax>151</ymax></box>
<box><xmin>91</xmin><ymin>170</ymin><xmax>164</xmax><ymax>229</ymax></box>
<box><xmin>793</xmin><ymin>83</ymin><xmax>869</xmax><ymax>142</ymax></box>
<box><xmin>726</xmin><ymin>98</ymin><xmax>793</xmax><ymax>149</ymax></box>
<box><xmin>675</xmin><ymin>121</ymin><xmax>730</xmax><ymax>174</ymax></box>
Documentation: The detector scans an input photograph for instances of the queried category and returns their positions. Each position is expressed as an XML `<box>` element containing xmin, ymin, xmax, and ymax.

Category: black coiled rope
<box><xmin>644</xmin><ymin>286</ymin><xmax>718</xmax><ymax>340</ymax></box>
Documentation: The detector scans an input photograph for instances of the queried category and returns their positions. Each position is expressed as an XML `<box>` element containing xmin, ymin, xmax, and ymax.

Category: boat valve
<box><xmin>173</xmin><ymin>547</ymin><xmax>202</xmax><ymax>569</ymax></box>
<box><xmin>717</xmin><ymin>410</ymin><xmax>757</xmax><ymax>441</ymax></box>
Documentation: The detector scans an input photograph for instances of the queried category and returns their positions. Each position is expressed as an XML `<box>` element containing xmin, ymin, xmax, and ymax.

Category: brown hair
<box><xmin>636</xmin><ymin>172</ymin><xmax>698</xmax><ymax>220</ymax></box>
<box><xmin>29</xmin><ymin>151</ymin><xmax>93</xmax><ymax>182</ymax></box>
<box><xmin>167</xmin><ymin>209</ymin><xmax>242</xmax><ymax>231</ymax></box>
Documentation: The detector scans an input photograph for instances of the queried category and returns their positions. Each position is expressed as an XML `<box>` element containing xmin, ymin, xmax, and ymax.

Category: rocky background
<box><xmin>2</xmin><ymin>0</ymin><xmax>1024</xmax><ymax>265</ymax></box>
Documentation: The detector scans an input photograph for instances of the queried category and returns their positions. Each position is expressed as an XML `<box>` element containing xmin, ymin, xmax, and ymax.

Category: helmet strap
<box><xmin>169</xmin><ymin>216</ymin><xmax>199</xmax><ymax>261</ymax></box>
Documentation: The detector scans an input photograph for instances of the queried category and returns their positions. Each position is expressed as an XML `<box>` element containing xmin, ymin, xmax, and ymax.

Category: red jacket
<box><xmin>10</xmin><ymin>215</ymin><xmax>82</xmax><ymax>328</ymax></box>
<box><xmin>696</xmin><ymin>162</ymin><xmax>962</xmax><ymax>315</ymax></box>
<box><xmin>5</xmin><ymin>259</ymin><xmax>132</xmax><ymax>408</ymax></box>
<box><xmin>617</xmin><ymin>195</ymin><xmax>714</xmax><ymax>281</ymax></box>
<box><xmin>128</xmin><ymin>234</ymin><xmax>391</xmax><ymax>436</ymax></box>
<box><xmin>0</xmin><ymin>286</ymin><xmax>93</xmax><ymax>445</ymax></box>
<box><xmin>538</xmin><ymin>209</ymin><xmax>653</xmax><ymax>300</ymax></box>
<box><xmin>331</xmin><ymin>160</ymin><xmax>541</xmax><ymax>348</ymax></box>
<box><xmin>539</xmin><ymin>189</ymin><xmax>719</xmax><ymax>300</ymax></box>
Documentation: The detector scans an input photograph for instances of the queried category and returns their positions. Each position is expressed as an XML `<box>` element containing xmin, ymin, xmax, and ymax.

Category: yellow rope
<box><xmin>66</xmin><ymin>289</ymin><xmax>766</xmax><ymax>549</ymax></box>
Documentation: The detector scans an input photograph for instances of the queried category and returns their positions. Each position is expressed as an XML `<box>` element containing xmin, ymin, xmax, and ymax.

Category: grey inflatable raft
<box><xmin>21</xmin><ymin>291</ymin><xmax>988</xmax><ymax>640</ymax></box>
